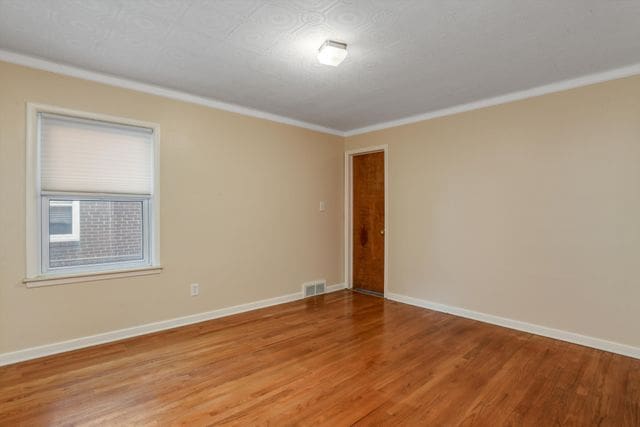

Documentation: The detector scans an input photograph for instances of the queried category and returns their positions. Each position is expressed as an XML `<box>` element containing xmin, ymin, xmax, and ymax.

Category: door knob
<box><xmin>380</xmin><ymin>229</ymin><xmax>385</xmax><ymax>235</ymax></box>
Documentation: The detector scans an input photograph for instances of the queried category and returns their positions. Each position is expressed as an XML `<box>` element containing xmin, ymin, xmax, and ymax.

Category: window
<box><xmin>26</xmin><ymin>104</ymin><xmax>160</xmax><ymax>283</ymax></box>
<box><xmin>49</xmin><ymin>200</ymin><xmax>80</xmax><ymax>242</ymax></box>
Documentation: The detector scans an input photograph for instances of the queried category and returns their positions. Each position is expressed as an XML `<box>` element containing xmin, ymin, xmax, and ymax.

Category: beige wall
<box><xmin>346</xmin><ymin>75</ymin><xmax>640</xmax><ymax>348</ymax></box>
<box><xmin>0</xmin><ymin>61</ymin><xmax>344</xmax><ymax>353</ymax></box>
<box><xmin>2</xmin><ymin>58</ymin><xmax>639</xmax><ymax>355</ymax></box>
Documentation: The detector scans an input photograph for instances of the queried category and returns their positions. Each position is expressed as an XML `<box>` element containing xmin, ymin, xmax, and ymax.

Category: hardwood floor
<box><xmin>1</xmin><ymin>290</ymin><xmax>638</xmax><ymax>426</ymax></box>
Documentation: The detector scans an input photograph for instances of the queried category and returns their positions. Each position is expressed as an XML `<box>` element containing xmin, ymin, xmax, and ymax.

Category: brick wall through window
<box><xmin>49</xmin><ymin>201</ymin><xmax>143</xmax><ymax>268</ymax></box>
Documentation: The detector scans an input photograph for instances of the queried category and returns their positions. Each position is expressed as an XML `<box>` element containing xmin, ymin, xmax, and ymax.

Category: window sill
<box><xmin>23</xmin><ymin>266</ymin><xmax>163</xmax><ymax>288</ymax></box>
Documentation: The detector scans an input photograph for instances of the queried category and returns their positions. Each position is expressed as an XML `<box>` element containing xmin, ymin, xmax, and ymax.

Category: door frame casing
<box><xmin>344</xmin><ymin>144</ymin><xmax>389</xmax><ymax>297</ymax></box>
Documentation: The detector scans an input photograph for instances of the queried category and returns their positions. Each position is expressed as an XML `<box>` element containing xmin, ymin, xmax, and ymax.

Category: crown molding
<box><xmin>0</xmin><ymin>49</ymin><xmax>345</xmax><ymax>137</ymax></box>
<box><xmin>344</xmin><ymin>62</ymin><xmax>640</xmax><ymax>137</ymax></box>
<box><xmin>3</xmin><ymin>49</ymin><xmax>640</xmax><ymax>139</ymax></box>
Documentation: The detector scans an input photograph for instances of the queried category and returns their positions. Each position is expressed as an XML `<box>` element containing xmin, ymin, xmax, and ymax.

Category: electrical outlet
<box><xmin>190</xmin><ymin>283</ymin><xmax>199</xmax><ymax>297</ymax></box>
<box><xmin>319</xmin><ymin>201</ymin><xmax>326</xmax><ymax>212</ymax></box>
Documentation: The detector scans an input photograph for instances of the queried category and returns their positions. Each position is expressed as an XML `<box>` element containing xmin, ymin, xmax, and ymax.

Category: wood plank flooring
<box><xmin>1</xmin><ymin>290</ymin><xmax>638</xmax><ymax>426</ymax></box>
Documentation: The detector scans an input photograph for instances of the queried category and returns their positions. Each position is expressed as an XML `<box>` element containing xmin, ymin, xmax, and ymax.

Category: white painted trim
<box><xmin>4</xmin><ymin>50</ymin><xmax>640</xmax><ymax>139</ymax></box>
<box><xmin>0</xmin><ymin>49</ymin><xmax>343</xmax><ymax>137</ymax></box>
<box><xmin>25</xmin><ymin>103</ymin><xmax>40</xmax><ymax>279</ymax></box>
<box><xmin>343</xmin><ymin>153</ymin><xmax>353</xmax><ymax>288</ymax></box>
<box><xmin>344</xmin><ymin>145</ymin><xmax>389</xmax><ymax>296</ymax></box>
<box><xmin>0</xmin><ymin>283</ymin><xmax>346</xmax><ymax>366</ymax></box>
<box><xmin>326</xmin><ymin>282</ymin><xmax>346</xmax><ymax>293</ymax></box>
<box><xmin>343</xmin><ymin>62</ymin><xmax>640</xmax><ymax>136</ymax></box>
<box><xmin>24</xmin><ymin>266</ymin><xmax>163</xmax><ymax>288</ymax></box>
<box><xmin>386</xmin><ymin>292</ymin><xmax>640</xmax><ymax>360</ymax></box>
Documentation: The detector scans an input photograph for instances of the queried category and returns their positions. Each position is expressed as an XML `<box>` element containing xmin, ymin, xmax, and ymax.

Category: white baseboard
<box><xmin>386</xmin><ymin>292</ymin><xmax>640</xmax><ymax>360</ymax></box>
<box><xmin>0</xmin><ymin>283</ymin><xmax>347</xmax><ymax>367</ymax></box>
<box><xmin>326</xmin><ymin>282</ymin><xmax>347</xmax><ymax>293</ymax></box>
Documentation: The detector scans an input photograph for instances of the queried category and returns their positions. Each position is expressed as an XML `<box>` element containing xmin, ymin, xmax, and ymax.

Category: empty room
<box><xmin>1</xmin><ymin>1</ymin><xmax>639</xmax><ymax>425</ymax></box>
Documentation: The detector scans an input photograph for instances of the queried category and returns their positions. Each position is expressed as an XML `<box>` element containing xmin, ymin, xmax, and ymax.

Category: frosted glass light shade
<box><xmin>318</xmin><ymin>40</ymin><xmax>347</xmax><ymax>66</ymax></box>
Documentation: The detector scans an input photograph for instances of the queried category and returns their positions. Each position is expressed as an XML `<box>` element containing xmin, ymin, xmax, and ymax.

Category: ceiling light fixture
<box><xmin>317</xmin><ymin>40</ymin><xmax>347</xmax><ymax>67</ymax></box>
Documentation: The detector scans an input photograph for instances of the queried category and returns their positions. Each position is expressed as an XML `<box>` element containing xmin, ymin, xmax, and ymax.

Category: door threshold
<box><xmin>353</xmin><ymin>288</ymin><xmax>384</xmax><ymax>298</ymax></box>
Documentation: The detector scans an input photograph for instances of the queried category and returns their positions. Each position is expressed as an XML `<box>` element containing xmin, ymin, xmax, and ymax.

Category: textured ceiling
<box><xmin>1</xmin><ymin>0</ymin><xmax>640</xmax><ymax>132</ymax></box>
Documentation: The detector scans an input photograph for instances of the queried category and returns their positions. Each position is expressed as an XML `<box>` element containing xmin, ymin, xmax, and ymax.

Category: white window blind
<box><xmin>40</xmin><ymin>113</ymin><xmax>154</xmax><ymax>195</ymax></box>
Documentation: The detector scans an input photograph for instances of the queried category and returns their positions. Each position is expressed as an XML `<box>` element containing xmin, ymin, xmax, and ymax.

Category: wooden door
<box><xmin>352</xmin><ymin>151</ymin><xmax>385</xmax><ymax>295</ymax></box>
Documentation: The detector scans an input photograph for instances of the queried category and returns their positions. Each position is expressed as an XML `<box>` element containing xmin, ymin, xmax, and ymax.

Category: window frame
<box><xmin>42</xmin><ymin>195</ymin><xmax>151</xmax><ymax>275</ymax></box>
<box><xmin>48</xmin><ymin>200</ymin><xmax>80</xmax><ymax>243</ymax></box>
<box><xmin>25</xmin><ymin>103</ymin><xmax>161</xmax><ymax>286</ymax></box>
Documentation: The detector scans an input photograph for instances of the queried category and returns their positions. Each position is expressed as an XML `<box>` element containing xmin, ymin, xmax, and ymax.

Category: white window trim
<box><xmin>25</xmin><ymin>103</ymin><xmax>161</xmax><ymax>286</ymax></box>
<box><xmin>48</xmin><ymin>200</ymin><xmax>80</xmax><ymax>242</ymax></box>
